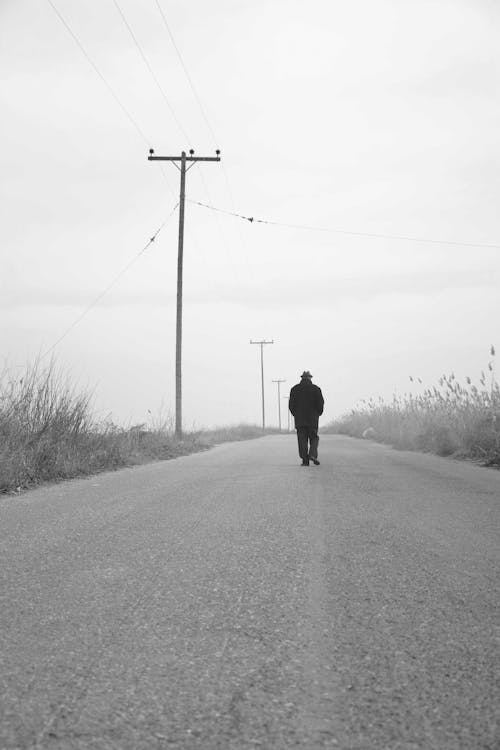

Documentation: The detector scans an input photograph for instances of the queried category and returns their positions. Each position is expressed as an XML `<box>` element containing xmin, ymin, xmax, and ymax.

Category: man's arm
<box><xmin>289</xmin><ymin>386</ymin><xmax>297</xmax><ymax>416</ymax></box>
<box><xmin>316</xmin><ymin>387</ymin><xmax>324</xmax><ymax>416</ymax></box>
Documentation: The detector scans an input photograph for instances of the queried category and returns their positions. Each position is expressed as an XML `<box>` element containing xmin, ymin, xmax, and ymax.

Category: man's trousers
<box><xmin>296</xmin><ymin>426</ymin><xmax>319</xmax><ymax>461</ymax></box>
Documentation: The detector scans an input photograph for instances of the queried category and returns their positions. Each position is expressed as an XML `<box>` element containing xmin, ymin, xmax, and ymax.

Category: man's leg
<box><xmin>308</xmin><ymin>427</ymin><xmax>319</xmax><ymax>462</ymax></box>
<box><xmin>296</xmin><ymin>427</ymin><xmax>309</xmax><ymax>463</ymax></box>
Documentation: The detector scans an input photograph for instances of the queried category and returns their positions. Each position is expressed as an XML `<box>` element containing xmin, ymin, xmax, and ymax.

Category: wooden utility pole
<box><xmin>272</xmin><ymin>379</ymin><xmax>286</xmax><ymax>431</ymax></box>
<box><xmin>250</xmin><ymin>340</ymin><xmax>274</xmax><ymax>430</ymax></box>
<box><xmin>148</xmin><ymin>148</ymin><xmax>220</xmax><ymax>438</ymax></box>
<box><xmin>283</xmin><ymin>394</ymin><xmax>291</xmax><ymax>432</ymax></box>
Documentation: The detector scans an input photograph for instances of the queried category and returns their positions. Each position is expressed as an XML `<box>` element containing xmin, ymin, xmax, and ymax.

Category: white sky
<box><xmin>1</xmin><ymin>0</ymin><xmax>499</xmax><ymax>429</ymax></box>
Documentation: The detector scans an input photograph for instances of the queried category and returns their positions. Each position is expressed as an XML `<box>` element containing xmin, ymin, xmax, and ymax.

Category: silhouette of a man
<box><xmin>289</xmin><ymin>371</ymin><xmax>324</xmax><ymax>466</ymax></box>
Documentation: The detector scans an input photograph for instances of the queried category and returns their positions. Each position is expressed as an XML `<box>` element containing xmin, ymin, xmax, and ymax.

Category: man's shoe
<box><xmin>309</xmin><ymin>456</ymin><xmax>320</xmax><ymax>465</ymax></box>
<box><xmin>301</xmin><ymin>460</ymin><xmax>309</xmax><ymax>466</ymax></box>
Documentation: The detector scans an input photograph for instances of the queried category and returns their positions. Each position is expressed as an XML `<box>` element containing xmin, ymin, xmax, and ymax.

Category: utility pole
<box><xmin>272</xmin><ymin>379</ymin><xmax>286</xmax><ymax>431</ymax></box>
<box><xmin>250</xmin><ymin>339</ymin><xmax>274</xmax><ymax>430</ymax></box>
<box><xmin>283</xmin><ymin>394</ymin><xmax>291</xmax><ymax>432</ymax></box>
<box><xmin>148</xmin><ymin>148</ymin><xmax>220</xmax><ymax>438</ymax></box>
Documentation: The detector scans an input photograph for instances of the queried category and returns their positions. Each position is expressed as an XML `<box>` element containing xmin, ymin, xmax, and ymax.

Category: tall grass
<box><xmin>324</xmin><ymin>347</ymin><xmax>500</xmax><ymax>466</ymax></box>
<box><xmin>0</xmin><ymin>360</ymin><xmax>268</xmax><ymax>493</ymax></box>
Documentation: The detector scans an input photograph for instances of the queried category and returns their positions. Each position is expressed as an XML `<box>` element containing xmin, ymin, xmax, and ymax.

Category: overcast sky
<box><xmin>1</xmin><ymin>0</ymin><xmax>499</xmax><ymax>429</ymax></box>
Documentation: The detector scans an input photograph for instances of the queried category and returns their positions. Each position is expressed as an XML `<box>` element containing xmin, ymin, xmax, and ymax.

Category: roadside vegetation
<box><xmin>323</xmin><ymin>347</ymin><xmax>500</xmax><ymax>466</ymax></box>
<box><xmin>0</xmin><ymin>360</ymin><xmax>269</xmax><ymax>494</ymax></box>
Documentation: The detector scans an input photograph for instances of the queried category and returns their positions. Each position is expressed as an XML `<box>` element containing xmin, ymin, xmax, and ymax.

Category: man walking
<box><xmin>289</xmin><ymin>371</ymin><xmax>324</xmax><ymax>466</ymax></box>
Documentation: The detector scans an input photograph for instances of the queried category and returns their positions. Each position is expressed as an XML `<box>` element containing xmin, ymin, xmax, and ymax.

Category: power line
<box><xmin>46</xmin><ymin>0</ymin><xmax>176</xmax><ymax>199</ymax></box>
<box><xmin>46</xmin><ymin>0</ymin><xmax>150</xmax><ymax>147</ymax></box>
<box><xmin>189</xmin><ymin>199</ymin><xmax>256</xmax><ymax>223</ymax></box>
<box><xmin>188</xmin><ymin>199</ymin><xmax>500</xmax><ymax>250</ymax></box>
<box><xmin>193</xmin><ymin>167</ymin><xmax>245</xmax><ymax>286</ymax></box>
<box><xmin>111</xmin><ymin>0</ymin><xmax>191</xmax><ymax>145</ymax></box>
<box><xmin>153</xmin><ymin>0</ymin><xmax>217</xmax><ymax>148</ymax></box>
<box><xmin>41</xmin><ymin>204</ymin><xmax>179</xmax><ymax>359</ymax></box>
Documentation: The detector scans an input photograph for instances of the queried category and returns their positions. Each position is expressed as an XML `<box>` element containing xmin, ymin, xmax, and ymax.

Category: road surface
<box><xmin>1</xmin><ymin>435</ymin><xmax>499</xmax><ymax>749</ymax></box>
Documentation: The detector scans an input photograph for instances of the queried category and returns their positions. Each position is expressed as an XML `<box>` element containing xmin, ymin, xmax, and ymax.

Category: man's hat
<box><xmin>300</xmin><ymin>370</ymin><xmax>313</xmax><ymax>379</ymax></box>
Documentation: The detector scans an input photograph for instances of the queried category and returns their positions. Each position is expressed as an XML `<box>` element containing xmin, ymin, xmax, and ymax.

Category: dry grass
<box><xmin>0</xmin><ymin>360</ymin><xmax>269</xmax><ymax>494</ymax></box>
<box><xmin>323</xmin><ymin>347</ymin><xmax>500</xmax><ymax>466</ymax></box>
<box><xmin>189</xmin><ymin>423</ymin><xmax>269</xmax><ymax>445</ymax></box>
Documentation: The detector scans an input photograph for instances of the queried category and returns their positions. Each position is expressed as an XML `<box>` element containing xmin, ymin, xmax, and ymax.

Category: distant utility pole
<box><xmin>272</xmin><ymin>379</ymin><xmax>286</xmax><ymax>431</ymax></box>
<box><xmin>148</xmin><ymin>148</ymin><xmax>221</xmax><ymax>438</ymax></box>
<box><xmin>250</xmin><ymin>340</ymin><xmax>274</xmax><ymax>430</ymax></box>
<box><xmin>283</xmin><ymin>394</ymin><xmax>291</xmax><ymax>432</ymax></box>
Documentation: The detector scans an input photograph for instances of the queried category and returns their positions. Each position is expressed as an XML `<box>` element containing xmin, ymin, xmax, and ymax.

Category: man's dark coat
<box><xmin>289</xmin><ymin>379</ymin><xmax>324</xmax><ymax>429</ymax></box>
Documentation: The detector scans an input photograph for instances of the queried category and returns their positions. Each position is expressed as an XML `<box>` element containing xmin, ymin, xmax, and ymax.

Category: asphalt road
<box><xmin>1</xmin><ymin>435</ymin><xmax>499</xmax><ymax>750</ymax></box>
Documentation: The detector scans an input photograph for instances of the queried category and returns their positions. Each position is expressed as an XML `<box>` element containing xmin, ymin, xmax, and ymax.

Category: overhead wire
<box><xmin>188</xmin><ymin>199</ymin><xmax>500</xmax><ymax>250</ymax></box>
<box><xmin>194</xmin><ymin>168</ymin><xmax>245</xmax><ymax>285</ymax></box>
<box><xmin>41</xmin><ymin>204</ymin><xmax>179</xmax><ymax>359</ymax></box>
<box><xmin>111</xmin><ymin>0</ymin><xmax>192</xmax><ymax>145</ymax></box>
<box><xmin>153</xmin><ymin>0</ymin><xmax>217</xmax><ymax>148</ymax></box>
<box><xmin>47</xmin><ymin>0</ymin><xmax>149</xmax><ymax>147</ymax></box>
<box><xmin>46</xmin><ymin>0</ymin><xmax>175</xmax><ymax>199</ymax></box>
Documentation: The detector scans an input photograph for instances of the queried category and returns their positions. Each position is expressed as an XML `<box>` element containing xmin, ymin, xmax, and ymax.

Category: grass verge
<box><xmin>0</xmin><ymin>360</ymin><xmax>271</xmax><ymax>494</ymax></box>
<box><xmin>323</xmin><ymin>348</ymin><xmax>500</xmax><ymax>466</ymax></box>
